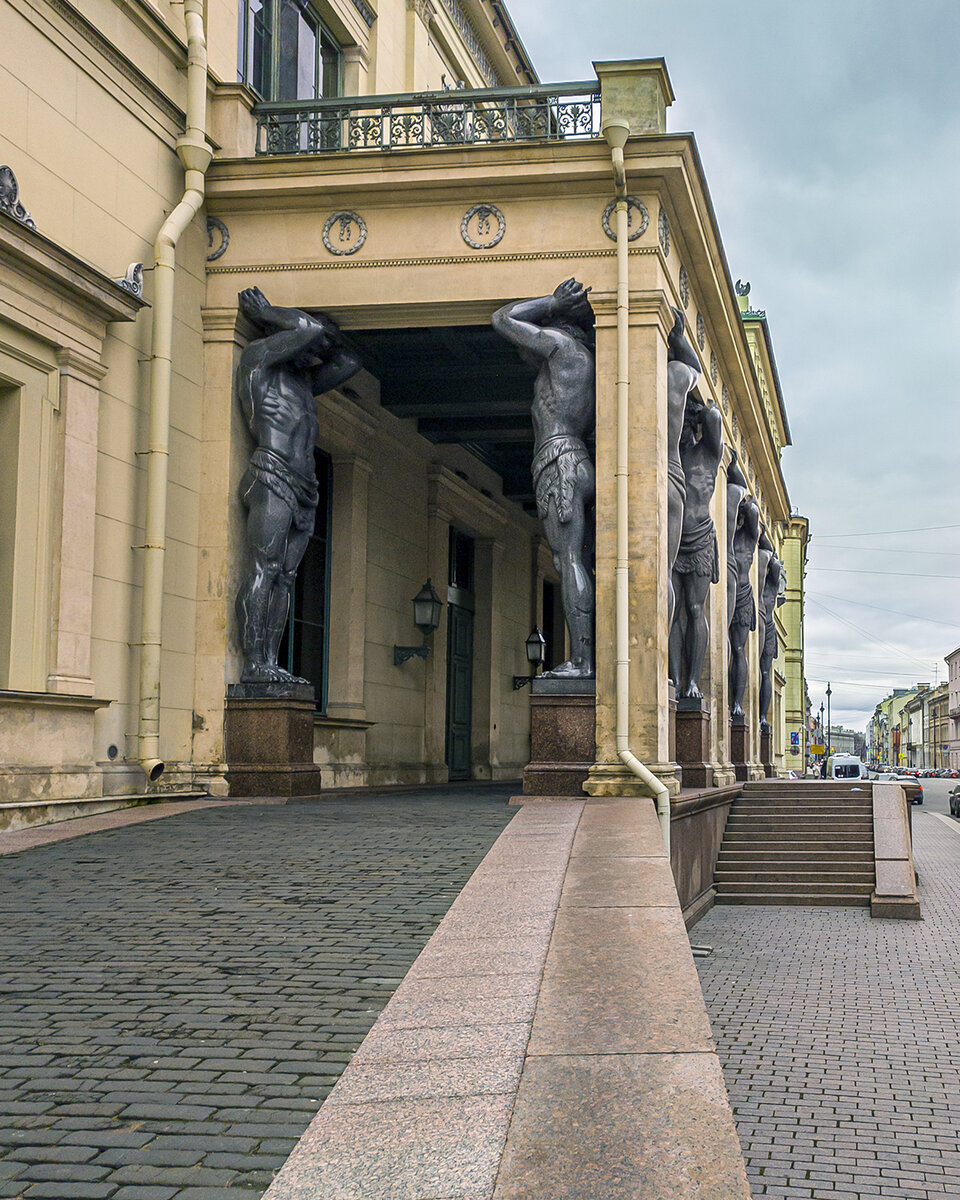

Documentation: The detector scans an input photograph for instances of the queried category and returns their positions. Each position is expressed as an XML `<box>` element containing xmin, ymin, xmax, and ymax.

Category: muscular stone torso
<box><xmin>529</xmin><ymin>342</ymin><xmax>594</xmax><ymax>446</ymax></box>
<box><xmin>242</xmin><ymin>365</ymin><xmax>320</xmax><ymax>478</ymax></box>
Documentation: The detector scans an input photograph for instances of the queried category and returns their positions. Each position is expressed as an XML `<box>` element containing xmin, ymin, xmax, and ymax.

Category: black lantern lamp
<box><xmin>394</xmin><ymin>578</ymin><xmax>442</xmax><ymax>665</ymax></box>
<box><xmin>513</xmin><ymin>626</ymin><xmax>546</xmax><ymax>690</ymax></box>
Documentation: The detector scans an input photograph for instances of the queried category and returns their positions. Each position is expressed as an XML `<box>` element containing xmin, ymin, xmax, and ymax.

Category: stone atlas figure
<box><xmin>728</xmin><ymin>493</ymin><xmax>761</xmax><ymax>720</ymax></box>
<box><xmin>492</xmin><ymin>279</ymin><xmax>596</xmax><ymax>678</ymax></box>
<box><xmin>235</xmin><ymin>287</ymin><xmax>361</xmax><ymax>688</ymax></box>
<box><xmin>666</xmin><ymin>308</ymin><xmax>702</xmax><ymax>639</ymax></box>
<box><xmin>669</xmin><ymin>393</ymin><xmax>723</xmax><ymax>699</ymax></box>
<box><xmin>725</xmin><ymin>449</ymin><xmax>748</xmax><ymax>635</ymax></box>
<box><xmin>759</xmin><ymin>546</ymin><xmax>784</xmax><ymax>733</ymax></box>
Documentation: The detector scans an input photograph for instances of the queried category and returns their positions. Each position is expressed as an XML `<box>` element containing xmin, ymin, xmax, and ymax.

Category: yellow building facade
<box><xmin>0</xmin><ymin>0</ymin><xmax>805</xmax><ymax>818</ymax></box>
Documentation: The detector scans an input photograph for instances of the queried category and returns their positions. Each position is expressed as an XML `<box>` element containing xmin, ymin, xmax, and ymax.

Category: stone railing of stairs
<box><xmin>713</xmin><ymin>780</ymin><xmax>920</xmax><ymax>918</ymax></box>
<box><xmin>262</xmin><ymin>795</ymin><xmax>752</xmax><ymax>1199</ymax></box>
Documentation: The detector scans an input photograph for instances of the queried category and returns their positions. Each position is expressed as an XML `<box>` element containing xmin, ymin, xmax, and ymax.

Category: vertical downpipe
<box><xmin>601</xmin><ymin>118</ymin><xmax>671</xmax><ymax>855</ymax></box>
<box><xmin>138</xmin><ymin>0</ymin><xmax>212</xmax><ymax>783</ymax></box>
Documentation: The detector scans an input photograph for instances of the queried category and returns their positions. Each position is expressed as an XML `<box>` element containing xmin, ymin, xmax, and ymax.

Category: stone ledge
<box><xmin>262</xmin><ymin>793</ymin><xmax>750</xmax><ymax>1199</ymax></box>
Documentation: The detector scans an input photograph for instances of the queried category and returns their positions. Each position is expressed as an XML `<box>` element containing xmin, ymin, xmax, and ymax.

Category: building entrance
<box><xmin>445</xmin><ymin>528</ymin><xmax>475</xmax><ymax>780</ymax></box>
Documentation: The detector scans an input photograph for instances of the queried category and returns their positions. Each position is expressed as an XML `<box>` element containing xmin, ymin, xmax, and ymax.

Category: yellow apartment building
<box><xmin>0</xmin><ymin>0</ymin><xmax>807</xmax><ymax>823</ymax></box>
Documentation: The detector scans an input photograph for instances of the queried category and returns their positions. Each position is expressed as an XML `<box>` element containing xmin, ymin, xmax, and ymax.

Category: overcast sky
<box><xmin>508</xmin><ymin>0</ymin><xmax>960</xmax><ymax>733</ymax></box>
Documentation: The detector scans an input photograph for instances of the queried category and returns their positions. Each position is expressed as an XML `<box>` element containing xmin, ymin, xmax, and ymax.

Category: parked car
<box><xmin>825</xmin><ymin>754</ymin><xmax>870</xmax><ymax>780</ymax></box>
<box><xmin>876</xmin><ymin>771</ymin><xmax>923</xmax><ymax>804</ymax></box>
<box><xmin>950</xmin><ymin>786</ymin><xmax>960</xmax><ymax>818</ymax></box>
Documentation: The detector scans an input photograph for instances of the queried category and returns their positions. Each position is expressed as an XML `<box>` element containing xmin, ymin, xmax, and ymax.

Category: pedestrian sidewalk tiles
<box><xmin>696</xmin><ymin>810</ymin><xmax>960</xmax><ymax>1200</ymax></box>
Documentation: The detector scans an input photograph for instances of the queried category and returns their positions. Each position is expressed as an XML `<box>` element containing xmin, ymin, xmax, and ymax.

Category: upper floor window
<box><xmin>239</xmin><ymin>0</ymin><xmax>342</xmax><ymax>101</ymax></box>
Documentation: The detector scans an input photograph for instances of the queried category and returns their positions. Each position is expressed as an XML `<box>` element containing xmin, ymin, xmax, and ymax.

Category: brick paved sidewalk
<box><xmin>0</xmin><ymin>789</ymin><xmax>515</xmax><ymax>1199</ymax></box>
<box><xmin>696</xmin><ymin>811</ymin><xmax>960</xmax><ymax>1200</ymax></box>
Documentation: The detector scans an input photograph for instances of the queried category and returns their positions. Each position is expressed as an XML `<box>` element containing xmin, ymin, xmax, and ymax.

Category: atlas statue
<box><xmin>666</xmin><ymin>308</ymin><xmax>702</xmax><ymax>640</ymax></box>
<box><xmin>669</xmin><ymin>391</ymin><xmax>723</xmax><ymax>699</ymax></box>
<box><xmin>759</xmin><ymin>543</ymin><xmax>784</xmax><ymax>734</ymax></box>
<box><xmin>235</xmin><ymin>287</ymin><xmax>361</xmax><ymax>689</ymax></box>
<box><xmin>728</xmin><ymin>492</ymin><xmax>761</xmax><ymax>720</ymax></box>
<box><xmin>492</xmin><ymin>279</ymin><xmax>596</xmax><ymax>678</ymax></box>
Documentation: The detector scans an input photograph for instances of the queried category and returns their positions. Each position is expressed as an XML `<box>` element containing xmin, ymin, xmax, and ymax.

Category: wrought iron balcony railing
<box><xmin>254</xmin><ymin>81</ymin><xmax>601</xmax><ymax>156</ymax></box>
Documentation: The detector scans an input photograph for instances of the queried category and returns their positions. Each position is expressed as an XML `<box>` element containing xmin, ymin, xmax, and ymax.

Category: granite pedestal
<box><xmin>730</xmin><ymin>716</ymin><xmax>749</xmax><ymax>783</ymax></box>
<box><xmin>760</xmin><ymin>727</ymin><xmax>774</xmax><ymax>778</ymax></box>
<box><xmin>676</xmin><ymin>699</ymin><xmax>714</xmax><ymax>790</ymax></box>
<box><xmin>225</xmin><ymin>683</ymin><xmax>324</xmax><ymax>797</ymax></box>
<box><xmin>522</xmin><ymin>678</ymin><xmax>596</xmax><ymax>797</ymax></box>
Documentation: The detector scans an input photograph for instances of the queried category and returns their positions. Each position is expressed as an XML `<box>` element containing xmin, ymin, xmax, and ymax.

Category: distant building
<box><xmin>947</xmin><ymin>648</ymin><xmax>960</xmax><ymax>770</ymax></box>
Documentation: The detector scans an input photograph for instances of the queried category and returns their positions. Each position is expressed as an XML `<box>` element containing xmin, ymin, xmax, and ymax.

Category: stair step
<box><xmin>715</xmin><ymin>893</ymin><xmax>871</xmax><ymax>907</ymax></box>
<box><xmin>715</xmin><ymin>880</ymin><xmax>874</xmax><ymax>895</ymax></box>
<box><xmin>715</xmin><ymin>870</ymin><xmax>874</xmax><ymax>885</ymax></box>
<box><xmin>718</xmin><ymin>852</ymin><xmax>875</xmax><ymax>864</ymax></box>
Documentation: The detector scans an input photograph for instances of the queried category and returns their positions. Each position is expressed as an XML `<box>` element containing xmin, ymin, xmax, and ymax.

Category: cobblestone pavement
<box><xmin>696</xmin><ymin>811</ymin><xmax>960</xmax><ymax>1200</ymax></box>
<box><xmin>0</xmin><ymin>787</ymin><xmax>516</xmax><ymax>1199</ymax></box>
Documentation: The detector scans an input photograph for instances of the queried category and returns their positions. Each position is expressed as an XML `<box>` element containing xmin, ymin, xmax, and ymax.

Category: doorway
<box><xmin>445</xmin><ymin>527</ymin><xmax>475</xmax><ymax>779</ymax></box>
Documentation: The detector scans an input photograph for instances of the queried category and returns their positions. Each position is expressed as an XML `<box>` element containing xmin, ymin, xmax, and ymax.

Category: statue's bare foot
<box><xmin>542</xmin><ymin>659</ymin><xmax>595</xmax><ymax>680</ymax></box>
<box><xmin>241</xmin><ymin>662</ymin><xmax>283</xmax><ymax>684</ymax></box>
<box><xmin>730</xmin><ymin>702</ymin><xmax>745</xmax><ymax>719</ymax></box>
<box><xmin>274</xmin><ymin>667</ymin><xmax>311</xmax><ymax>686</ymax></box>
<box><xmin>760</xmin><ymin>719</ymin><xmax>772</xmax><ymax>735</ymax></box>
<box><xmin>681</xmin><ymin>684</ymin><xmax>703</xmax><ymax>700</ymax></box>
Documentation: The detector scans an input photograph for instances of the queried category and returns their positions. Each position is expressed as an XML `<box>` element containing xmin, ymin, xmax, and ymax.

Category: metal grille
<box><xmin>255</xmin><ymin>81</ymin><xmax>601</xmax><ymax>156</ymax></box>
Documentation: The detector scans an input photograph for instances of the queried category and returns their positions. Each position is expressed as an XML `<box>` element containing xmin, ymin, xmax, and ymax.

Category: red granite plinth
<box><xmin>760</xmin><ymin>728</ymin><xmax>774</xmax><ymax>778</ymax></box>
<box><xmin>523</xmin><ymin>686</ymin><xmax>596</xmax><ymax>797</ymax></box>
<box><xmin>730</xmin><ymin>719</ymin><xmax>748</xmax><ymax>783</ymax></box>
<box><xmin>225</xmin><ymin>696</ymin><xmax>324</xmax><ymax>797</ymax></box>
<box><xmin>676</xmin><ymin>706</ymin><xmax>714</xmax><ymax>790</ymax></box>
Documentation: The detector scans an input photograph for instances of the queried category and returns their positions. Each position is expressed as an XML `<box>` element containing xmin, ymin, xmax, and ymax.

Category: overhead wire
<box><xmin>815</xmin><ymin>522</ymin><xmax>960</xmax><ymax>538</ymax></box>
<box><xmin>806</xmin><ymin>596</ymin><xmax>939</xmax><ymax>670</ymax></box>
<box><xmin>806</xmin><ymin>591</ymin><xmax>960</xmax><ymax>631</ymax></box>
<box><xmin>809</xmin><ymin>567</ymin><xmax>960</xmax><ymax>579</ymax></box>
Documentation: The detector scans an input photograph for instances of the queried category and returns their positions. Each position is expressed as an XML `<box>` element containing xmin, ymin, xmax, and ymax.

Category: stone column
<box><xmin>343</xmin><ymin>45</ymin><xmax>370</xmax><ymax>96</ymax></box>
<box><xmin>191</xmin><ymin>307</ymin><xmax>247</xmax><ymax>793</ymax></box>
<box><xmin>325</xmin><ymin>455</ymin><xmax>372</xmax><ymax>722</ymax></box>
<box><xmin>585</xmin><ymin>294</ymin><xmax>681</xmax><ymax>797</ymax></box>
<box><xmin>422</xmin><ymin>498</ymin><xmax>450</xmax><ymax>783</ymax></box>
<box><xmin>471</xmin><ymin>537</ymin><xmax>504</xmax><ymax>780</ymax></box>
<box><xmin>46</xmin><ymin>349</ymin><xmax>105</xmax><ymax>696</ymax></box>
<box><xmin>709</xmin><ymin>457</ymin><xmax>736</xmax><ymax>785</ymax></box>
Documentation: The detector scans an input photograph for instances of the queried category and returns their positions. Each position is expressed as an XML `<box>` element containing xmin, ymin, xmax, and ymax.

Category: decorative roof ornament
<box><xmin>115</xmin><ymin>262</ymin><xmax>143</xmax><ymax>298</ymax></box>
<box><xmin>658</xmin><ymin>205</ymin><xmax>670</xmax><ymax>257</ymax></box>
<box><xmin>0</xmin><ymin>165</ymin><xmax>36</xmax><ymax>229</ymax></box>
<box><xmin>601</xmin><ymin>196</ymin><xmax>648</xmax><ymax>242</ymax></box>
<box><xmin>735</xmin><ymin>279</ymin><xmax>750</xmax><ymax>297</ymax></box>
<box><xmin>207</xmin><ymin>216</ymin><xmax>230</xmax><ymax>261</ymax></box>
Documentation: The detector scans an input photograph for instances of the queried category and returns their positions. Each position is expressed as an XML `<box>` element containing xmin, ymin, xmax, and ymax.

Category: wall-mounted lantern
<box><xmin>513</xmin><ymin>627</ymin><xmax>546</xmax><ymax>690</ymax></box>
<box><xmin>394</xmin><ymin>578</ymin><xmax>443</xmax><ymax>665</ymax></box>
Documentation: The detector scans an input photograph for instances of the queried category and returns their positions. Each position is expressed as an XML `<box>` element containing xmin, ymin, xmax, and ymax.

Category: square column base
<box><xmin>676</xmin><ymin>702</ymin><xmax>714</xmax><ymax>790</ymax></box>
<box><xmin>730</xmin><ymin>717</ymin><xmax>749</xmax><ymax>783</ymax></box>
<box><xmin>760</xmin><ymin>728</ymin><xmax>774</xmax><ymax>778</ymax></box>
<box><xmin>523</xmin><ymin>680</ymin><xmax>595</xmax><ymax>797</ymax></box>
<box><xmin>225</xmin><ymin>692</ymin><xmax>324</xmax><ymax>797</ymax></box>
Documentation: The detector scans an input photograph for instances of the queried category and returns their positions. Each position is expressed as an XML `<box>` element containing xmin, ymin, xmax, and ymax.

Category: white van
<box><xmin>825</xmin><ymin>754</ymin><xmax>869</xmax><ymax>780</ymax></box>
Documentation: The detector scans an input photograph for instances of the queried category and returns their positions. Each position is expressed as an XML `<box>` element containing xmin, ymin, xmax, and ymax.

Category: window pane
<box><xmin>250</xmin><ymin>0</ymin><xmax>271</xmax><ymax>96</ymax></box>
<box><xmin>320</xmin><ymin>31</ymin><xmax>341</xmax><ymax>98</ymax></box>
<box><xmin>297</xmin><ymin>10</ymin><xmax>318</xmax><ymax>99</ymax></box>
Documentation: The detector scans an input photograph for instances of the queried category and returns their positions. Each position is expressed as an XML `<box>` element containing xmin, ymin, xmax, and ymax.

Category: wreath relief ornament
<box><xmin>322</xmin><ymin>211</ymin><xmax>367</xmax><ymax>256</ymax></box>
<box><xmin>461</xmin><ymin>203</ymin><xmax>505</xmax><ymax>250</ymax></box>
<box><xmin>601</xmin><ymin>196</ymin><xmax>649</xmax><ymax>242</ymax></box>
<box><xmin>0</xmin><ymin>165</ymin><xmax>35</xmax><ymax>229</ymax></box>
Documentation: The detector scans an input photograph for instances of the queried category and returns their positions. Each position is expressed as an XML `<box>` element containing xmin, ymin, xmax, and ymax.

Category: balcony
<box><xmin>254</xmin><ymin>81</ymin><xmax>601</xmax><ymax>157</ymax></box>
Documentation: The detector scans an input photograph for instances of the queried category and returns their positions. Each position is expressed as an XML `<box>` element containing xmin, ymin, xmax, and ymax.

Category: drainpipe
<box><xmin>138</xmin><ymin>0</ymin><xmax>212</xmax><ymax>784</ymax></box>
<box><xmin>601</xmin><ymin>117</ymin><xmax>671</xmax><ymax>855</ymax></box>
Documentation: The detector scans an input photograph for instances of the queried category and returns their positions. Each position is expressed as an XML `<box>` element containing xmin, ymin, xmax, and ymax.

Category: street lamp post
<box><xmin>826</xmin><ymin>682</ymin><xmax>832</xmax><ymax>760</ymax></box>
<box><xmin>818</xmin><ymin>702</ymin><xmax>825</xmax><ymax>775</ymax></box>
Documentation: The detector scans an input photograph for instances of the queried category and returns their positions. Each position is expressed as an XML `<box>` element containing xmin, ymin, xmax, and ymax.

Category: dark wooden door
<box><xmin>445</xmin><ymin>602</ymin><xmax>474</xmax><ymax>779</ymax></box>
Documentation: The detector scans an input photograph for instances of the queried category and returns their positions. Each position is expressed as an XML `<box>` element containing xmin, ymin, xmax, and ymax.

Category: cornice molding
<box><xmin>208</xmin><ymin>245</ymin><xmax>657</xmax><ymax>275</ymax></box>
<box><xmin>0</xmin><ymin>212</ymin><xmax>145</xmax><ymax>328</ymax></box>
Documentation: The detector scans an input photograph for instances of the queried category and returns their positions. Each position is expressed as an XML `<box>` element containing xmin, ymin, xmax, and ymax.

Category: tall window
<box><xmin>238</xmin><ymin>0</ymin><xmax>342</xmax><ymax>101</ymax></box>
<box><xmin>278</xmin><ymin>449</ymin><xmax>332</xmax><ymax>709</ymax></box>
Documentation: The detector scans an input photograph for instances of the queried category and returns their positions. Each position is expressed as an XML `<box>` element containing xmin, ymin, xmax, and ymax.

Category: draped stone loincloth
<box><xmin>732</xmin><ymin>574</ymin><xmax>756</xmax><ymax>630</ymax></box>
<box><xmin>240</xmin><ymin>447</ymin><xmax>319</xmax><ymax>533</ymax></box>
<box><xmin>675</xmin><ymin>515</ymin><xmax>720</xmax><ymax>580</ymax></box>
<box><xmin>532</xmin><ymin>434</ymin><xmax>594</xmax><ymax>524</ymax></box>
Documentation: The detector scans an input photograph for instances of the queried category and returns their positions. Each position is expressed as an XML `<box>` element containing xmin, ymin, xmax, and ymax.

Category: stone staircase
<box><xmin>714</xmin><ymin>781</ymin><xmax>875</xmax><ymax>907</ymax></box>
